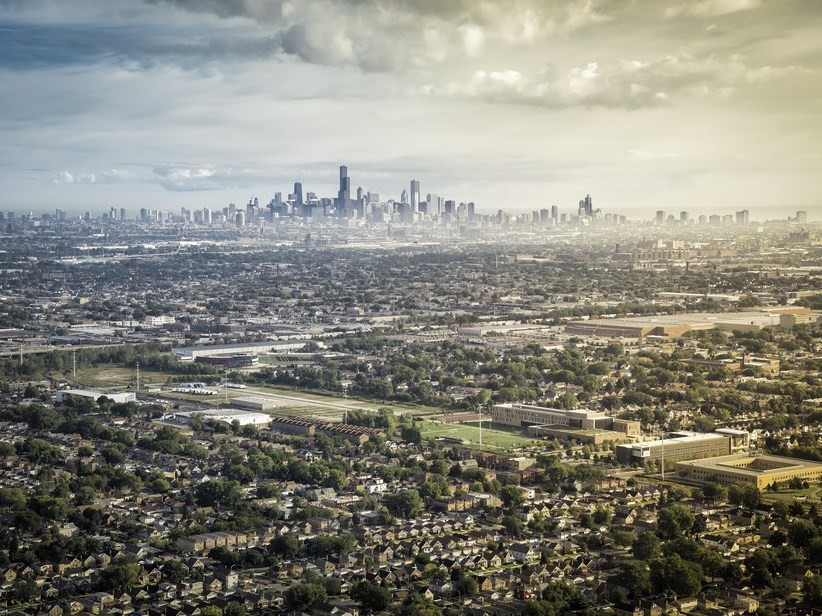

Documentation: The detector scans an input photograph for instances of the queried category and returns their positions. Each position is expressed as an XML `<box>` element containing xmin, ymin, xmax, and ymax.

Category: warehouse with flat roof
<box><xmin>56</xmin><ymin>389</ymin><xmax>137</xmax><ymax>404</ymax></box>
<box><xmin>170</xmin><ymin>408</ymin><xmax>272</xmax><ymax>427</ymax></box>
<box><xmin>173</xmin><ymin>340</ymin><xmax>323</xmax><ymax>361</ymax></box>
<box><xmin>565</xmin><ymin>310</ymin><xmax>783</xmax><ymax>339</ymax></box>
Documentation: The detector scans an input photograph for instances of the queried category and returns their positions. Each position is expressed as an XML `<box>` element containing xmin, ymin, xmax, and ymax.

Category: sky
<box><xmin>1</xmin><ymin>0</ymin><xmax>821</xmax><ymax>220</ymax></box>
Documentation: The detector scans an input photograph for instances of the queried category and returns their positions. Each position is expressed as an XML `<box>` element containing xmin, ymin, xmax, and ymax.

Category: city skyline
<box><xmin>2</xmin><ymin>160</ymin><xmax>818</xmax><ymax>225</ymax></box>
<box><xmin>1</xmin><ymin>1</ymin><xmax>821</xmax><ymax>217</ymax></box>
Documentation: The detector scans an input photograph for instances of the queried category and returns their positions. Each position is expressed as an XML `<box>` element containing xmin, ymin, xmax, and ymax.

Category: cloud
<box><xmin>665</xmin><ymin>0</ymin><xmax>762</xmax><ymax>19</ymax></box>
<box><xmin>627</xmin><ymin>149</ymin><xmax>680</xmax><ymax>160</ymax></box>
<box><xmin>423</xmin><ymin>52</ymin><xmax>808</xmax><ymax>109</ymax></box>
<box><xmin>564</xmin><ymin>0</ymin><xmax>613</xmax><ymax>30</ymax></box>
<box><xmin>52</xmin><ymin>163</ymin><xmax>264</xmax><ymax>192</ymax></box>
<box><xmin>133</xmin><ymin>1</ymin><xmax>615</xmax><ymax>72</ymax></box>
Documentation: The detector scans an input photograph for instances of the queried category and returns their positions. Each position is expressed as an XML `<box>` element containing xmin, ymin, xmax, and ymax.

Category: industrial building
<box><xmin>195</xmin><ymin>354</ymin><xmax>259</xmax><ymax>368</ymax></box>
<box><xmin>564</xmin><ymin>310</ymin><xmax>789</xmax><ymax>339</ymax></box>
<box><xmin>173</xmin><ymin>340</ymin><xmax>323</xmax><ymax>362</ymax></box>
<box><xmin>615</xmin><ymin>431</ymin><xmax>732</xmax><ymax>466</ymax></box>
<box><xmin>676</xmin><ymin>454</ymin><xmax>822</xmax><ymax>489</ymax></box>
<box><xmin>492</xmin><ymin>403</ymin><xmax>640</xmax><ymax>443</ymax></box>
<box><xmin>170</xmin><ymin>408</ymin><xmax>272</xmax><ymax>427</ymax></box>
<box><xmin>232</xmin><ymin>396</ymin><xmax>278</xmax><ymax>412</ymax></box>
<box><xmin>56</xmin><ymin>389</ymin><xmax>137</xmax><ymax>404</ymax></box>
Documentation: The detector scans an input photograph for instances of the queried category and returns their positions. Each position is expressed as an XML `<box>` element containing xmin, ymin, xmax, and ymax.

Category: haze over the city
<box><xmin>1</xmin><ymin>0</ymin><xmax>821</xmax><ymax>218</ymax></box>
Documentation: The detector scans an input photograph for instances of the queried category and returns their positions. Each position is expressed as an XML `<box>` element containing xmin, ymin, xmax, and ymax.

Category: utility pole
<box><xmin>19</xmin><ymin>342</ymin><xmax>23</xmax><ymax>365</ymax></box>
<box><xmin>478</xmin><ymin>406</ymin><xmax>483</xmax><ymax>455</ymax></box>
<box><xmin>72</xmin><ymin>349</ymin><xmax>76</xmax><ymax>379</ymax></box>
<box><xmin>135</xmin><ymin>362</ymin><xmax>140</xmax><ymax>393</ymax></box>
<box><xmin>660</xmin><ymin>433</ymin><xmax>665</xmax><ymax>482</ymax></box>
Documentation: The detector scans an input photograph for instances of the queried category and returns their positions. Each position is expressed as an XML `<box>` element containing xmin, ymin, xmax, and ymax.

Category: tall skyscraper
<box><xmin>796</xmin><ymin>210</ymin><xmax>808</xmax><ymax>223</ymax></box>
<box><xmin>409</xmin><ymin>179</ymin><xmax>420</xmax><ymax>211</ymax></box>
<box><xmin>293</xmin><ymin>182</ymin><xmax>303</xmax><ymax>206</ymax></box>
<box><xmin>578</xmin><ymin>194</ymin><xmax>593</xmax><ymax>217</ymax></box>
<box><xmin>337</xmin><ymin>165</ymin><xmax>350</xmax><ymax>215</ymax></box>
<box><xmin>680</xmin><ymin>211</ymin><xmax>688</xmax><ymax>223</ymax></box>
<box><xmin>735</xmin><ymin>209</ymin><xmax>749</xmax><ymax>224</ymax></box>
<box><xmin>656</xmin><ymin>210</ymin><xmax>665</xmax><ymax>225</ymax></box>
<box><xmin>551</xmin><ymin>204</ymin><xmax>558</xmax><ymax>222</ymax></box>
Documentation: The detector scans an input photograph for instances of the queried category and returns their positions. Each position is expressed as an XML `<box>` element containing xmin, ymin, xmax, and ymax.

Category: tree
<box><xmin>651</xmin><ymin>554</ymin><xmax>703</xmax><ymax>597</ymax></box>
<box><xmin>162</xmin><ymin>559</ymin><xmax>187</xmax><ymax>584</ymax></box>
<box><xmin>632</xmin><ymin>532</ymin><xmax>661</xmax><ymax>561</ymax></box>
<box><xmin>728</xmin><ymin>483</ymin><xmax>762</xmax><ymax>510</ymax></box>
<box><xmin>194</xmin><ymin>479</ymin><xmax>243</xmax><ymax>509</ymax></box>
<box><xmin>200</xmin><ymin>608</ymin><xmax>222</xmax><ymax>616</ymax></box>
<box><xmin>284</xmin><ymin>583</ymin><xmax>328</xmax><ymax>611</ymax></box>
<box><xmin>803</xmin><ymin>574</ymin><xmax>822</xmax><ymax>605</ymax></box>
<box><xmin>701</xmin><ymin>481</ymin><xmax>727</xmax><ymax>504</ymax></box>
<box><xmin>455</xmin><ymin>575</ymin><xmax>478</xmax><ymax>596</ymax></box>
<box><xmin>11</xmin><ymin>580</ymin><xmax>40</xmax><ymax>603</ymax></box>
<box><xmin>101</xmin><ymin>560</ymin><xmax>140</xmax><ymax>591</ymax></box>
<box><xmin>401</xmin><ymin>425</ymin><xmax>422</xmax><ymax>444</ymax></box>
<box><xmin>384</xmin><ymin>489</ymin><xmax>423</xmax><ymax>518</ymax></box>
<box><xmin>500</xmin><ymin>485</ymin><xmax>525</xmax><ymax>509</ymax></box>
<box><xmin>351</xmin><ymin>580</ymin><xmax>392</xmax><ymax>611</ymax></box>
<box><xmin>224</xmin><ymin>602</ymin><xmax>246</xmax><ymax>616</ymax></box>
<box><xmin>502</xmin><ymin>515</ymin><xmax>524</xmax><ymax>538</ymax></box>
<box><xmin>537</xmin><ymin>580</ymin><xmax>588</xmax><ymax>612</ymax></box>
<box><xmin>616</xmin><ymin>559</ymin><xmax>651</xmax><ymax>598</ymax></box>
<box><xmin>657</xmin><ymin>505</ymin><xmax>695</xmax><ymax>539</ymax></box>
<box><xmin>0</xmin><ymin>487</ymin><xmax>26</xmax><ymax>509</ymax></box>
<box><xmin>270</xmin><ymin>533</ymin><xmax>299</xmax><ymax>559</ymax></box>
<box><xmin>788</xmin><ymin>519</ymin><xmax>819</xmax><ymax>548</ymax></box>
<box><xmin>592</xmin><ymin>505</ymin><xmax>612</xmax><ymax>526</ymax></box>
<box><xmin>398</xmin><ymin>592</ymin><xmax>442</xmax><ymax>616</ymax></box>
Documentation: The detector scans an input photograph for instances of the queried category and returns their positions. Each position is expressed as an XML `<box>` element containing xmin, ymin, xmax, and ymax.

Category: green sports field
<box><xmin>417</xmin><ymin>420</ymin><xmax>540</xmax><ymax>451</ymax></box>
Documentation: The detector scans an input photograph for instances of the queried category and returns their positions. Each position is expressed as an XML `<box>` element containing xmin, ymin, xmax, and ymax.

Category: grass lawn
<box><xmin>762</xmin><ymin>485</ymin><xmax>822</xmax><ymax>504</ymax></box>
<box><xmin>70</xmin><ymin>366</ymin><xmax>169</xmax><ymax>390</ymax></box>
<box><xmin>417</xmin><ymin>420</ymin><xmax>541</xmax><ymax>451</ymax></box>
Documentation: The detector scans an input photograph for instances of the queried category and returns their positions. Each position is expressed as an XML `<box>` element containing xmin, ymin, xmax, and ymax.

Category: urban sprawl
<box><xmin>0</xmin><ymin>184</ymin><xmax>820</xmax><ymax>616</ymax></box>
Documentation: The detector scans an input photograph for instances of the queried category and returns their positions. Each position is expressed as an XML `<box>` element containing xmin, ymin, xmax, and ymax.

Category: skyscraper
<box><xmin>293</xmin><ymin>182</ymin><xmax>303</xmax><ymax>207</ymax></box>
<box><xmin>337</xmin><ymin>165</ymin><xmax>350</xmax><ymax>216</ymax></box>
<box><xmin>656</xmin><ymin>210</ymin><xmax>665</xmax><ymax>225</ymax></box>
<box><xmin>409</xmin><ymin>179</ymin><xmax>420</xmax><ymax>211</ymax></box>
<box><xmin>578</xmin><ymin>194</ymin><xmax>593</xmax><ymax>217</ymax></box>
<box><xmin>735</xmin><ymin>209</ymin><xmax>749</xmax><ymax>225</ymax></box>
